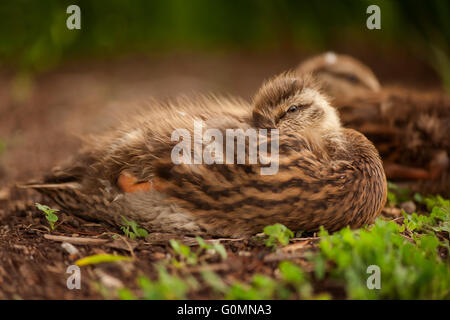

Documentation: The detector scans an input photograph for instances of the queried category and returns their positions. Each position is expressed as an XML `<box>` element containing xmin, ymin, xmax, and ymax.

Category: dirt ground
<box><xmin>0</xmin><ymin>50</ymin><xmax>444</xmax><ymax>299</ymax></box>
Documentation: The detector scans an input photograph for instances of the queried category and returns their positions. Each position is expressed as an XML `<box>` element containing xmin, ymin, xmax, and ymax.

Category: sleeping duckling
<box><xmin>22</xmin><ymin>73</ymin><xmax>387</xmax><ymax>237</ymax></box>
<box><xmin>297</xmin><ymin>53</ymin><xmax>450</xmax><ymax>196</ymax></box>
<box><xmin>296</xmin><ymin>52</ymin><xmax>380</xmax><ymax>104</ymax></box>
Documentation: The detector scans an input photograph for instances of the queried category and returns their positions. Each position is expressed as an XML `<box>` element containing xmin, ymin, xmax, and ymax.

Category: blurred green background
<box><xmin>0</xmin><ymin>0</ymin><xmax>449</xmax><ymax>86</ymax></box>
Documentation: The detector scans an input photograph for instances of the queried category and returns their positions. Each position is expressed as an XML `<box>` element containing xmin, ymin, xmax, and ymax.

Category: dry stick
<box><xmin>290</xmin><ymin>237</ymin><xmax>320</xmax><ymax>241</ymax></box>
<box><xmin>186</xmin><ymin>237</ymin><xmax>244</xmax><ymax>246</ymax></box>
<box><xmin>144</xmin><ymin>236</ymin><xmax>245</xmax><ymax>247</ymax></box>
<box><xmin>263</xmin><ymin>252</ymin><xmax>307</xmax><ymax>263</ymax></box>
<box><xmin>182</xmin><ymin>237</ymin><xmax>245</xmax><ymax>246</ymax></box>
<box><xmin>209</xmin><ymin>238</ymin><xmax>245</xmax><ymax>242</ymax></box>
<box><xmin>43</xmin><ymin>234</ymin><xmax>109</xmax><ymax>245</ymax></box>
<box><xmin>281</xmin><ymin>241</ymin><xmax>311</xmax><ymax>253</ymax></box>
<box><xmin>108</xmin><ymin>233</ymin><xmax>136</xmax><ymax>259</ymax></box>
<box><xmin>45</xmin><ymin>233</ymin><xmax>136</xmax><ymax>257</ymax></box>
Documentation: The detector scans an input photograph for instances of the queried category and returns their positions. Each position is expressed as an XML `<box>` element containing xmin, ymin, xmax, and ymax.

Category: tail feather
<box><xmin>17</xmin><ymin>181</ymin><xmax>83</xmax><ymax>210</ymax></box>
<box><xmin>17</xmin><ymin>182</ymin><xmax>82</xmax><ymax>190</ymax></box>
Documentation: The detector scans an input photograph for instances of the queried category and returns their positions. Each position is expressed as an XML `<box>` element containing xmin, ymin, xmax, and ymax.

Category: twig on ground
<box><xmin>43</xmin><ymin>234</ymin><xmax>109</xmax><ymax>245</ymax></box>
<box><xmin>281</xmin><ymin>241</ymin><xmax>312</xmax><ymax>253</ymax></box>
<box><xmin>263</xmin><ymin>251</ymin><xmax>307</xmax><ymax>263</ymax></box>
<box><xmin>290</xmin><ymin>237</ymin><xmax>320</xmax><ymax>242</ymax></box>
<box><xmin>105</xmin><ymin>233</ymin><xmax>137</xmax><ymax>258</ymax></box>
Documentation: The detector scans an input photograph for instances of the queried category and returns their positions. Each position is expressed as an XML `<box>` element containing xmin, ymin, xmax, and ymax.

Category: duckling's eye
<box><xmin>346</xmin><ymin>74</ymin><xmax>358</xmax><ymax>83</ymax></box>
<box><xmin>288</xmin><ymin>105</ymin><xmax>298</xmax><ymax>112</ymax></box>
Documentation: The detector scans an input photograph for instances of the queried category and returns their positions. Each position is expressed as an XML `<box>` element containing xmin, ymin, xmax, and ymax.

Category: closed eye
<box><xmin>334</xmin><ymin>72</ymin><xmax>362</xmax><ymax>85</ymax></box>
<box><xmin>277</xmin><ymin>103</ymin><xmax>312</xmax><ymax>123</ymax></box>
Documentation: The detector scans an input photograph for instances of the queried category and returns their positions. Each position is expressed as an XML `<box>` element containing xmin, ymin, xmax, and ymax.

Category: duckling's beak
<box><xmin>252</xmin><ymin>110</ymin><xmax>276</xmax><ymax>129</ymax></box>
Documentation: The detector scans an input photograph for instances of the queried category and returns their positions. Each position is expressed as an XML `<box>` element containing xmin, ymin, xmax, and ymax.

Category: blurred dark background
<box><xmin>0</xmin><ymin>0</ymin><xmax>449</xmax><ymax>88</ymax></box>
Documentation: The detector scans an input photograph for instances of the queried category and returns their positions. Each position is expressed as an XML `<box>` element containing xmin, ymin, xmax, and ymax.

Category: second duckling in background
<box><xmin>297</xmin><ymin>52</ymin><xmax>450</xmax><ymax>197</ymax></box>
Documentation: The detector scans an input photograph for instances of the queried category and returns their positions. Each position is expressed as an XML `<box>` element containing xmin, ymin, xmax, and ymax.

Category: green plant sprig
<box><xmin>35</xmin><ymin>203</ymin><xmax>59</xmax><ymax>230</ymax></box>
<box><xmin>263</xmin><ymin>223</ymin><xmax>294</xmax><ymax>249</ymax></box>
<box><xmin>120</xmin><ymin>216</ymin><xmax>149</xmax><ymax>239</ymax></box>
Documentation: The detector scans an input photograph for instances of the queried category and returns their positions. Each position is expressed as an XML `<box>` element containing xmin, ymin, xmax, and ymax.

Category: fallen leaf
<box><xmin>75</xmin><ymin>254</ymin><xmax>132</xmax><ymax>266</ymax></box>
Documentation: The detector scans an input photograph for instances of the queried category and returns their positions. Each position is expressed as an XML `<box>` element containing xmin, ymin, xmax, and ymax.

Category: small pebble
<box><xmin>152</xmin><ymin>252</ymin><xmax>166</xmax><ymax>260</ymax></box>
<box><xmin>0</xmin><ymin>188</ymin><xmax>10</xmax><ymax>200</ymax></box>
<box><xmin>61</xmin><ymin>242</ymin><xmax>79</xmax><ymax>256</ymax></box>
<box><xmin>95</xmin><ymin>269</ymin><xmax>124</xmax><ymax>289</ymax></box>
<box><xmin>400</xmin><ymin>201</ymin><xmax>416</xmax><ymax>214</ymax></box>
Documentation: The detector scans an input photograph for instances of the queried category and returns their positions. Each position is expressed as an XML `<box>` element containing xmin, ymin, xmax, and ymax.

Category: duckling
<box><xmin>297</xmin><ymin>53</ymin><xmax>450</xmax><ymax>196</ymax></box>
<box><xmin>22</xmin><ymin>73</ymin><xmax>387</xmax><ymax>238</ymax></box>
<box><xmin>354</xmin><ymin>88</ymin><xmax>450</xmax><ymax>196</ymax></box>
<box><xmin>296</xmin><ymin>52</ymin><xmax>381</xmax><ymax>104</ymax></box>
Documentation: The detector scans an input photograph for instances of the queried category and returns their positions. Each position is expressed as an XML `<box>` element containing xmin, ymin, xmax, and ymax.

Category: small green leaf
<box><xmin>117</xmin><ymin>288</ymin><xmax>136</xmax><ymax>300</ymax></box>
<box><xmin>35</xmin><ymin>203</ymin><xmax>59</xmax><ymax>230</ymax></box>
<box><xmin>413</xmin><ymin>193</ymin><xmax>423</xmax><ymax>204</ymax></box>
<box><xmin>263</xmin><ymin>223</ymin><xmax>294</xmax><ymax>249</ymax></box>
<box><xmin>169</xmin><ymin>239</ymin><xmax>181</xmax><ymax>253</ymax></box>
<box><xmin>212</xmin><ymin>243</ymin><xmax>227</xmax><ymax>260</ymax></box>
<box><xmin>279</xmin><ymin>261</ymin><xmax>304</xmax><ymax>285</ymax></box>
<box><xmin>136</xmin><ymin>228</ymin><xmax>149</xmax><ymax>238</ymax></box>
<box><xmin>201</xmin><ymin>271</ymin><xmax>228</xmax><ymax>293</ymax></box>
<box><xmin>195</xmin><ymin>236</ymin><xmax>210</xmax><ymax>249</ymax></box>
<box><xmin>75</xmin><ymin>254</ymin><xmax>132</xmax><ymax>266</ymax></box>
<box><xmin>46</xmin><ymin>212</ymin><xmax>58</xmax><ymax>222</ymax></box>
<box><xmin>120</xmin><ymin>216</ymin><xmax>148</xmax><ymax>239</ymax></box>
